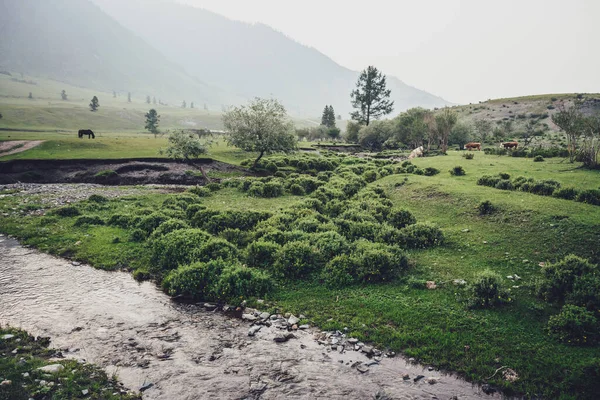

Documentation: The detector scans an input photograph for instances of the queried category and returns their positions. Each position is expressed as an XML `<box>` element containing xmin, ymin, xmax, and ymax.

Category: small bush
<box><xmin>289</xmin><ymin>183</ymin><xmax>306</xmax><ymax>196</ymax></box>
<box><xmin>262</xmin><ymin>181</ymin><xmax>284</xmax><ymax>198</ymax></box>
<box><xmin>388</xmin><ymin>209</ymin><xmax>417</xmax><ymax>229</ymax></box>
<box><xmin>413</xmin><ymin>168</ymin><xmax>424</xmax><ymax>175</ymax></box>
<box><xmin>247</xmin><ymin>181</ymin><xmax>265</xmax><ymax>197</ymax></box>
<box><xmin>533</xmin><ymin>155</ymin><xmax>545</xmax><ymax>162</ymax></box>
<box><xmin>149</xmin><ymin>229</ymin><xmax>211</xmax><ymax>272</ymax></box>
<box><xmin>94</xmin><ymin>170</ymin><xmax>118</xmax><ymax>180</ymax></box>
<box><xmin>477</xmin><ymin>175</ymin><xmax>501</xmax><ymax>187</ymax></box>
<box><xmin>538</xmin><ymin>254</ymin><xmax>597</xmax><ymax>303</ymax></box>
<box><xmin>197</xmin><ymin>237</ymin><xmax>239</xmax><ymax>262</ymax></box>
<box><xmin>399</xmin><ymin>223</ymin><xmax>444</xmax><ymax>249</ymax></box>
<box><xmin>51</xmin><ymin>206</ymin><xmax>80</xmax><ymax>217</ymax></box>
<box><xmin>311</xmin><ymin>231</ymin><xmax>350</xmax><ymax>260</ymax></box>
<box><xmin>353</xmin><ymin>241</ymin><xmax>408</xmax><ymax>282</ymax></box>
<box><xmin>73</xmin><ymin>215</ymin><xmax>105</xmax><ymax>227</ymax></box>
<box><xmin>463</xmin><ymin>153</ymin><xmax>475</xmax><ymax>160</ymax></box>
<box><xmin>206</xmin><ymin>182</ymin><xmax>222</xmax><ymax>192</ymax></box>
<box><xmin>107</xmin><ymin>213</ymin><xmax>138</xmax><ymax>228</ymax></box>
<box><xmin>130</xmin><ymin>228</ymin><xmax>147</xmax><ymax>242</ymax></box>
<box><xmin>547</xmin><ymin>305</ymin><xmax>598</xmax><ymax>345</ymax></box>
<box><xmin>495</xmin><ymin>179</ymin><xmax>514</xmax><ymax>191</ymax></box>
<box><xmin>273</xmin><ymin>240</ymin><xmax>320</xmax><ymax>279</ymax></box>
<box><xmin>567</xmin><ymin>275</ymin><xmax>600</xmax><ymax>313</ymax></box>
<box><xmin>553</xmin><ymin>187</ymin><xmax>579</xmax><ymax>201</ymax></box>
<box><xmin>363</xmin><ymin>169</ymin><xmax>379</xmax><ymax>183</ymax></box>
<box><xmin>467</xmin><ymin>269</ymin><xmax>510</xmax><ymax>308</ymax></box>
<box><xmin>162</xmin><ymin>260</ymin><xmax>226</xmax><ymax>299</ymax></box>
<box><xmin>321</xmin><ymin>255</ymin><xmax>356</xmax><ymax>287</ymax></box>
<box><xmin>246</xmin><ymin>240</ymin><xmax>281</xmax><ymax>269</ymax></box>
<box><xmin>188</xmin><ymin>186</ymin><xmax>212</xmax><ymax>197</ymax></box>
<box><xmin>150</xmin><ymin>219</ymin><xmax>189</xmax><ymax>238</ymax></box>
<box><xmin>265</xmin><ymin>161</ymin><xmax>278</xmax><ymax>173</ymax></box>
<box><xmin>213</xmin><ymin>264</ymin><xmax>274</xmax><ymax>302</ymax></box>
<box><xmin>423</xmin><ymin>167</ymin><xmax>440</xmax><ymax>176</ymax></box>
<box><xmin>88</xmin><ymin>194</ymin><xmax>109</xmax><ymax>203</ymax></box>
<box><xmin>219</xmin><ymin>228</ymin><xmax>250</xmax><ymax>247</ymax></box>
<box><xmin>449</xmin><ymin>166</ymin><xmax>466</xmax><ymax>176</ymax></box>
<box><xmin>137</xmin><ymin>212</ymin><xmax>170</xmax><ymax>235</ymax></box>
<box><xmin>499</xmin><ymin>172</ymin><xmax>511</xmax><ymax>180</ymax></box>
<box><xmin>576</xmin><ymin>189</ymin><xmax>600</xmax><ymax>206</ymax></box>
<box><xmin>478</xmin><ymin>200</ymin><xmax>495</xmax><ymax>215</ymax></box>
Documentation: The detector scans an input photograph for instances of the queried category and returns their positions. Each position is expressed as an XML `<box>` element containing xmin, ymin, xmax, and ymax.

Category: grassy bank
<box><xmin>0</xmin><ymin>327</ymin><xmax>139</xmax><ymax>400</ymax></box>
<box><xmin>0</xmin><ymin>152</ymin><xmax>599</xmax><ymax>398</ymax></box>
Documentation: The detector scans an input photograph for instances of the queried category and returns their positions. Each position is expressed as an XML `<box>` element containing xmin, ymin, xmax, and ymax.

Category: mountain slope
<box><xmin>0</xmin><ymin>0</ymin><xmax>241</xmax><ymax>107</ymax></box>
<box><xmin>92</xmin><ymin>0</ymin><xmax>451</xmax><ymax>116</ymax></box>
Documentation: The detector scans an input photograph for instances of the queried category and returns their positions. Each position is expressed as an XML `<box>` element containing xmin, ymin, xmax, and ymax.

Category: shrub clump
<box><xmin>399</xmin><ymin>223</ymin><xmax>444</xmax><ymax>249</ymax></box>
<box><xmin>449</xmin><ymin>166</ymin><xmax>466</xmax><ymax>176</ymax></box>
<box><xmin>149</xmin><ymin>229</ymin><xmax>211</xmax><ymax>272</ymax></box>
<box><xmin>388</xmin><ymin>209</ymin><xmax>417</xmax><ymax>229</ymax></box>
<box><xmin>73</xmin><ymin>215</ymin><xmax>105</xmax><ymax>227</ymax></box>
<box><xmin>533</xmin><ymin>155</ymin><xmax>545</xmax><ymax>162</ymax></box>
<box><xmin>423</xmin><ymin>167</ymin><xmax>440</xmax><ymax>176</ymax></box>
<box><xmin>553</xmin><ymin>187</ymin><xmax>579</xmax><ymax>201</ymax></box>
<box><xmin>538</xmin><ymin>255</ymin><xmax>598</xmax><ymax>303</ymax></box>
<box><xmin>467</xmin><ymin>269</ymin><xmax>510</xmax><ymax>308</ymax></box>
<box><xmin>273</xmin><ymin>240</ymin><xmax>320</xmax><ymax>279</ymax></box>
<box><xmin>547</xmin><ymin>305</ymin><xmax>598</xmax><ymax>345</ymax></box>
<box><xmin>575</xmin><ymin>189</ymin><xmax>600</xmax><ymax>206</ymax></box>
<box><xmin>462</xmin><ymin>153</ymin><xmax>475</xmax><ymax>160</ymax></box>
<box><xmin>245</xmin><ymin>240</ymin><xmax>281</xmax><ymax>269</ymax></box>
<box><xmin>88</xmin><ymin>194</ymin><xmax>109</xmax><ymax>203</ymax></box>
<box><xmin>188</xmin><ymin>186</ymin><xmax>212</xmax><ymax>197</ymax></box>
<box><xmin>478</xmin><ymin>200</ymin><xmax>495</xmax><ymax>215</ymax></box>
<box><xmin>52</xmin><ymin>205</ymin><xmax>80</xmax><ymax>217</ymax></box>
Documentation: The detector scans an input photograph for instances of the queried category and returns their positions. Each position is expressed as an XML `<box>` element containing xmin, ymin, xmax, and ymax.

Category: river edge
<box><xmin>0</xmin><ymin>235</ymin><xmax>508</xmax><ymax>399</ymax></box>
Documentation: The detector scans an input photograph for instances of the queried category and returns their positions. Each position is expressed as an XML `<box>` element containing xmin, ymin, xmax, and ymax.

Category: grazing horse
<box><xmin>502</xmin><ymin>141</ymin><xmax>518</xmax><ymax>150</ymax></box>
<box><xmin>465</xmin><ymin>142</ymin><xmax>481</xmax><ymax>151</ymax></box>
<box><xmin>78</xmin><ymin>129</ymin><xmax>95</xmax><ymax>139</ymax></box>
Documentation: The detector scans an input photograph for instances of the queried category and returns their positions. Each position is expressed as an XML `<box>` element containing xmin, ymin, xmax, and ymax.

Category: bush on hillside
<box><xmin>467</xmin><ymin>269</ymin><xmax>510</xmax><ymax>308</ymax></box>
<box><xmin>576</xmin><ymin>189</ymin><xmax>600</xmax><ymax>206</ymax></box>
<box><xmin>245</xmin><ymin>240</ymin><xmax>281</xmax><ymax>269</ymax></box>
<box><xmin>533</xmin><ymin>155</ymin><xmax>544</xmax><ymax>162</ymax></box>
<box><xmin>149</xmin><ymin>228</ymin><xmax>211</xmax><ymax>272</ymax></box>
<box><xmin>547</xmin><ymin>305</ymin><xmax>599</xmax><ymax>345</ymax></box>
<box><xmin>273</xmin><ymin>240</ymin><xmax>320</xmax><ymax>279</ymax></box>
<box><xmin>399</xmin><ymin>223</ymin><xmax>444</xmax><ymax>249</ymax></box>
<box><xmin>553</xmin><ymin>187</ymin><xmax>580</xmax><ymax>201</ymax></box>
<box><xmin>450</xmin><ymin>166</ymin><xmax>466</xmax><ymax>176</ymax></box>
<box><xmin>388</xmin><ymin>208</ymin><xmax>417</xmax><ymax>229</ymax></box>
<box><xmin>88</xmin><ymin>194</ymin><xmax>109</xmax><ymax>203</ymax></box>
<box><xmin>188</xmin><ymin>186</ymin><xmax>212</xmax><ymax>197</ymax></box>
<box><xmin>537</xmin><ymin>254</ymin><xmax>598</xmax><ymax>303</ymax></box>
<box><xmin>51</xmin><ymin>205</ymin><xmax>80</xmax><ymax>217</ymax></box>
<box><xmin>73</xmin><ymin>215</ymin><xmax>105</xmax><ymax>227</ymax></box>
<box><xmin>149</xmin><ymin>219</ymin><xmax>189</xmax><ymax>239</ymax></box>
<box><xmin>423</xmin><ymin>167</ymin><xmax>440</xmax><ymax>176</ymax></box>
<box><xmin>478</xmin><ymin>200</ymin><xmax>495</xmax><ymax>215</ymax></box>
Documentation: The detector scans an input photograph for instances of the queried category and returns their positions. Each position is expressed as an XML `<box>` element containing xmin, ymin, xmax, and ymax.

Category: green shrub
<box><xmin>162</xmin><ymin>260</ymin><xmax>226</xmax><ymax>299</ymax></box>
<box><xmin>262</xmin><ymin>181</ymin><xmax>284</xmax><ymax>198</ymax></box>
<box><xmin>265</xmin><ymin>161</ymin><xmax>278</xmax><ymax>173</ymax></box>
<box><xmin>149</xmin><ymin>229</ymin><xmax>212</xmax><ymax>272</ymax></box>
<box><xmin>495</xmin><ymin>179</ymin><xmax>514</xmax><ymax>190</ymax></box>
<box><xmin>527</xmin><ymin>180</ymin><xmax>560</xmax><ymax>196</ymax></box>
<box><xmin>553</xmin><ymin>187</ymin><xmax>579</xmax><ymax>200</ymax></box>
<box><xmin>73</xmin><ymin>215</ymin><xmax>105</xmax><ymax>227</ymax></box>
<box><xmin>185</xmin><ymin>204</ymin><xmax>206</xmax><ymax>220</ymax></box>
<box><xmin>413</xmin><ymin>168</ymin><xmax>424</xmax><ymax>175</ymax></box>
<box><xmin>197</xmin><ymin>237</ymin><xmax>239</xmax><ymax>263</ymax></box>
<box><xmin>335</xmin><ymin>219</ymin><xmax>381</xmax><ymax>241</ymax></box>
<box><xmin>94</xmin><ymin>170</ymin><xmax>118</xmax><ymax>182</ymax></box>
<box><xmin>576</xmin><ymin>189</ymin><xmax>600</xmax><ymax>206</ymax></box>
<box><xmin>213</xmin><ymin>264</ymin><xmax>274</xmax><ymax>302</ymax></box>
<box><xmin>193</xmin><ymin>210</ymin><xmax>271</xmax><ymax>234</ymax></box>
<box><xmin>499</xmin><ymin>172</ymin><xmax>511</xmax><ymax>180</ymax></box>
<box><xmin>311</xmin><ymin>231</ymin><xmax>350</xmax><ymax>260</ymax></box>
<box><xmin>321</xmin><ymin>255</ymin><xmax>356</xmax><ymax>287</ymax></box>
<box><xmin>274</xmin><ymin>240</ymin><xmax>320</xmax><ymax>279</ymax></box>
<box><xmin>130</xmin><ymin>228</ymin><xmax>147</xmax><ymax>242</ymax></box>
<box><xmin>477</xmin><ymin>175</ymin><xmax>501</xmax><ymax>187</ymax></box>
<box><xmin>399</xmin><ymin>223</ymin><xmax>444</xmax><ymax>249</ymax></box>
<box><xmin>405</xmin><ymin>164</ymin><xmax>417</xmax><ymax>173</ymax></box>
<box><xmin>547</xmin><ymin>305</ymin><xmax>598</xmax><ymax>345</ymax></box>
<box><xmin>219</xmin><ymin>228</ymin><xmax>250</xmax><ymax>247</ymax></box>
<box><xmin>363</xmin><ymin>169</ymin><xmax>379</xmax><ymax>183</ymax></box>
<box><xmin>467</xmin><ymin>269</ymin><xmax>510</xmax><ymax>308</ymax></box>
<box><xmin>449</xmin><ymin>166</ymin><xmax>466</xmax><ymax>176</ymax></box>
<box><xmin>247</xmin><ymin>181</ymin><xmax>265</xmax><ymax>197</ymax></box>
<box><xmin>137</xmin><ymin>212</ymin><xmax>170</xmax><ymax>235</ymax></box>
<box><xmin>150</xmin><ymin>219</ymin><xmax>189</xmax><ymax>238</ymax></box>
<box><xmin>107</xmin><ymin>213</ymin><xmax>138</xmax><ymax>228</ymax></box>
<box><xmin>188</xmin><ymin>186</ymin><xmax>212</xmax><ymax>197</ymax></box>
<box><xmin>388</xmin><ymin>209</ymin><xmax>417</xmax><ymax>229</ymax></box>
<box><xmin>290</xmin><ymin>183</ymin><xmax>306</xmax><ymax>196</ymax></box>
<box><xmin>206</xmin><ymin>182</ymin><xmax>222</xmax><ymax>192</ymax></box>
<box><xmin>52</xmin><ymin>205</ymin><xmax>80</xmax><ymax>217</ymax></box>
<box><xmin>88</xmin><ymin>194</ymin><xmax>109</xmax><ymax>203</ymax></box>
<box><xmin>463</xmin><ymin>153</ymin><xmax>475</xmax><ymax>160</ymax></box>
<box><xmin>246</xmin><ymin>240</ymin><xmax>281</xmax><ymax>269</ymax></box>
<box><xmin>423</xmin><ymin>167</ymin><xmax>440</xmax><ymax>176</ymax></box>
<box><xmin>533</xmin><ymin>155</ymin><xmax>545</xmax><ymax>162</ymax></box>
<box><xmin>538</xmin><ymin>255</ymin><xmax>598</xmax><ymax>303</ymax></box>
<box><xmin>353</xmin><ymin>241</ymin><xmax>408</xmax><ymax>283</ymax></box>
<box><xmin>478</xmin><ymin>200</ymin><xmax>495</xmax><ymax>215</ymax></box>
<box><xmin>567</xmin><ymin>275</ymin><xmax>600</xmax><ymax>314</ymax></box>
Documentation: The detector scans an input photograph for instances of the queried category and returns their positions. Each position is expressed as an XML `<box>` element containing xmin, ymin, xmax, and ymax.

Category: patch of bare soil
<box><xmin>0</xmin><ymin>140</ymin><xmax>44</xmax><ymax>156</ymax></box>
<box><xmin>0</xmin><ymin>158</ymin><xmax>249</xmax><ymax>185</ymax></box>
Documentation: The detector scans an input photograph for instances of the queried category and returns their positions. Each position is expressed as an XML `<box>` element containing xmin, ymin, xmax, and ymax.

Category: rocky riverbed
<box><xmin>0</xmin><ymin>236</ymin><xmax>500</xmax><ymax>399</ymax></box>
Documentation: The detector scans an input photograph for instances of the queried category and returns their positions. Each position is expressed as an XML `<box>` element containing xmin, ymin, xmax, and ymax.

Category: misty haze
<box><xmin>0</xmin><ymin>1</ymin><xmax>599</xmax><ymax>400</ymax></box>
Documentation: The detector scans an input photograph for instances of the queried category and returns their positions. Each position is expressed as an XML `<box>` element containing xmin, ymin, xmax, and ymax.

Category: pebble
<box><xmin>402</xmin><ymin>373</ymin><xmax>410</xmax><ymax>380</ymax></box>
<box><xmin>259</xmin><ymin>312</ymin><xmax>270</xmax><ymax>320</ymax></box>
<box><xmin>241</xmin><ymin>313</ymin><xmax>258</xmax><ymax>322</ymax></box>
<box><xmin>203</xmin><ymin>303</ymin><xmax>217</xmax><ymax>311</ymax></box>
<box><xmin>248</xmin><ymin>326</ymin><xmax>262</xmax><ymax>337</ymax></box>
<box><xmin>273</xmin><ymin>333</ymin><xmax>295</xmax><ymax>343</ymax></box>
<box><xmin>298</xmin><ymin>324</ymin><xmax>310</xmax><ymax>330</ymax></box>
<box><xmin>1</xmin><ymin>334</ymin><xmax>15</xmax><ymax>340</ymax></box>
<box><xmin>288</xmin><ymin>315</ymin><xmax>300</xmax><ymax>325</ymax></box>
<box><xmin>414</xmin><ymin>375</ymin><xmax>425</xmax><ymax>382</ymax></box>
<box><xmin>82</xmin><ymin>388</ymin><xmax>89</xmax><ymax>396</ymax></box>
<box><xmin>427</xmin><ymin>377</ymin><xmax>438</xmax><ymax>384</ymax></box>
<box><xmin>347</xmin><ymin>338</ymin><xmax>359</xmax><ymax>344</ymax></box>
<box><xmin>356</xmin><ymin>365</ymin><xmax>369</xmax><ymax>373</ymax></box>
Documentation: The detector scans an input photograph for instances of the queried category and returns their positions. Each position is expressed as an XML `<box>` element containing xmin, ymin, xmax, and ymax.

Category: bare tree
<box><xmin>552</xmin><ymin>101</ymin><xmax>585</xmax><ymax>162</ymax></box>
<box><xmin>434</xmin><ymin>108</ymin><xmax>458</xmax><ymax>153</ymax></box>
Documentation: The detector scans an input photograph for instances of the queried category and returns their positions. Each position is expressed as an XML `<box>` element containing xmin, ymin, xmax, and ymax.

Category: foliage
<box><xmin>449</xmin><ymin>165</ymin><xmax>466</xmax><ymax>176</ymax></box>
<box><xmin>462</xmin><ymin>152</ymin><xmax>474</xmax><ymax>160</ymax></box>
<box><xmin>467</xmin><ymin>269</ymin><xmax>510</xmax><ymax>308</ymax></box>
<box><xmin>273</xmin><ymin>240</ymin><xmax>320</xmax><ymax>279</ymax></box>
<box><xmin>576</xmin><ymin>189</ymin><xmax>600</xmax><ymax>206</ymax></box>
<box><xmin>538</xmin><ymin>254</ymin><xmax>598</xmax><ymax>303</ymax></box>
<box><xmin>533</xmin><ymin>155</ymin><xmax>544</xmax><ymax>162</ymax></box>
<box><xmin>162</xmin><ymin>130</ymin><xmax>209</xmax><ymax>161</ymax></box>
<box><xmin>399</xmin><ymin>223</ymin><xmax>444</xmax><ymax>249</ymax></box>
<box><xmin>89</xmin><ymin>95</ymin><xmax>99</xmax><ymax>112</ymax></box>
<box><xmin>145</xmin><ymin>108</ymin><xmax>160</xmax><ymax>135</ymax></box>
<box><xmin>73</xmin><ymin>215</ymin><xmax>105</xmax><ymax>227</ymax></box>
<box><xmin>350</xmin><ymin>65</ymin><xmax>394</xmax><ymax>125</ymax></box>
<box><xmin>547</xmin><ymin>305</ymin><xmax>598</xmax><ymax>345</ymax></box>
<box><xmin>387</xmin><ymin>208</ymin><xmax>417</xmax><ymax>229</ymax></box>
<box><xmin>553</xmin><ymin>187</ymin><xmax>579</xmax><ymax>200</ymax></box>
<box><xmin>223</xmin><ymin>98</ymin><xmax>297</xmax><ymax>168</ymax></box>
<box><xmin>321</xmin><ymin>105</ymin><xmax>336</xmax><ymax>128</ymax></box>
<box><xmin>149</xmin><ymin>228</ymin><xmax>212</xmax><ymax>272</ymax></box>
<box><xmin>478</xmin><ymin>200</ymin><xmax>495</xmax><ymax>215</ymax></box>
<box><xmin>433</xmin><ymin>108</ymin><xmax>458</xmax><ymax>153</ymax></box>
<box><xmin>345</xmin><ymin>121</ymin><xmax>361</xmax><ymax>143</ymax></box>
<box><xmin>246</xmin><ymin>240</ymin><xmax>281</xmax><ymax>269</ymax></box>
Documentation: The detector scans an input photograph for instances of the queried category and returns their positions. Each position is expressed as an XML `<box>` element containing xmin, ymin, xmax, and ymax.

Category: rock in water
<box><xmin>37</xmin><ymin>364</ymin><xmax>65</xmax><ymax>374</ymax></box>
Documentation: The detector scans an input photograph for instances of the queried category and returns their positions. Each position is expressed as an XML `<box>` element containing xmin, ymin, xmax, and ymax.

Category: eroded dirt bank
<box><xmin>0</xmin><ymin>237</ymin><xmax>499</xmax><ymax>399</ymax></box>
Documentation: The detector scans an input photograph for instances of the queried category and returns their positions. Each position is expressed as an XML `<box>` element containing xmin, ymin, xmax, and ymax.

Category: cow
<box><xmin>408</xmin><ymin>146</ymin><xmax>424</xmax><ymax>160</ymax></box>
<box><xmin>78</xmin><ymin>129</ymin><xmax>95</xmax><ymax>139</ymax></box>
<box><xmin>502</xmin><ymin>141</ymin><xmax>518</xmax><ymax>150</ymax></box>
<box><xmin>465</xmin><ymin>142</ymin><xmax>481</xmax><ymax>151</ymax></box>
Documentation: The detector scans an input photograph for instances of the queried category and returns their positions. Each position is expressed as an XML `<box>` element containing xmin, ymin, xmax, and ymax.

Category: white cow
<box><xmin>408</xmin><ymin>146</ymin><xmax>424</xmax><ymax>160</ymax></box>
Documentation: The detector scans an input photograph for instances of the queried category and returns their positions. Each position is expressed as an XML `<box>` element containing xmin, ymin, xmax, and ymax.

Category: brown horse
<box><xmin>465</xmin><ymin>142</ymin><xmax>481</xmax><ymax>151</ymax></box>
<box><xmin>502</xmin><ymin>141</ymin><xmax>518</xmax><ymax>150</ymax></box>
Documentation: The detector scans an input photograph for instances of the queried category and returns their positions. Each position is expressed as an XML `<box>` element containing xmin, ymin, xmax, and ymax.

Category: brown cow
<box><xmin>502</xmin><ymin>141</ymin><xmax>518</xmax><ymax>150</ymax></box>
<box><xmin>465</xmin><ymin>142</ymin><xmax>481</xmax><ymax>151</ymax></box>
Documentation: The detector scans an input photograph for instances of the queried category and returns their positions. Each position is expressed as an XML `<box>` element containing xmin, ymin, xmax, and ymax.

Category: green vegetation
<box><xmin>0</xmin><ymin>326</ymin><xmax>139</xmax><ymax>400</ymax></box>
<box><xmin>1</xmin><ymin>151</ymin><xmax>600</xmax><ymax>398</ymax></box>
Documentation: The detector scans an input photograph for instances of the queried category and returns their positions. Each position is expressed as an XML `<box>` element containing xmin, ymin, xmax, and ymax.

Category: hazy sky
<box><xmin>174</xmin><ymin>0</ymin><xmax>600</xmax><ymax>104</ymax></box>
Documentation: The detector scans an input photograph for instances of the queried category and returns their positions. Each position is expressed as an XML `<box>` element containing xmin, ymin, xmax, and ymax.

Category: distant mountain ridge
<box><xmin>91</xmin><ymin>0</ymin><xmax>452</xmax><ymax>116</ymax></box>
<box><xmin>0</xmin><ymin>0</ymin><xmax>241</xmax><ymax>107</ymax></box>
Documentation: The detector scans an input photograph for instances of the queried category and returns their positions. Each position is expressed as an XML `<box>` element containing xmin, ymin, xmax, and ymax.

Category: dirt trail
<box><xmin>0</xmin><ymin>140</ymin><xmax>44</xmax><ymax>157</ymax></box>
<box><xmin>0</xmin><ymin>237</ymin><xmax>499</xmax><ymax>400</ymax></box>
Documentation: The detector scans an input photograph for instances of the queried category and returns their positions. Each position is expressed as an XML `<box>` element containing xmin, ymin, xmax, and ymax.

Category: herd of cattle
<box><xmin>465</xmin><ymin>141</ymin><xmax>518</xmax><ymax>151</ymax></box>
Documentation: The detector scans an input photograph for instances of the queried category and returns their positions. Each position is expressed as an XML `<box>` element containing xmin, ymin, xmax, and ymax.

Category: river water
<box><xmin>0</xmin><ymin>236</ymin><xmax>500</xmax><ymax>399</ymax></box>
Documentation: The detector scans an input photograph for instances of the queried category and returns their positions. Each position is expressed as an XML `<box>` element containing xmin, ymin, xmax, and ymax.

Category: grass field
<box><xmin>1</xmin><ymin>151</ymin><xmax>599</xmax><ymax>398</ymax></box>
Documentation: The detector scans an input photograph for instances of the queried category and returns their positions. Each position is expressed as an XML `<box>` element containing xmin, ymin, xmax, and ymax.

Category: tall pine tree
<box><xmin>350</xmin><ymin>66</ymin><xmax>394</xmax><ymax>125</ymax></box>
<box><xmin>321</xmin><ymin>105</ymin><xmax>337</xmax><ymax>128</ymax></box>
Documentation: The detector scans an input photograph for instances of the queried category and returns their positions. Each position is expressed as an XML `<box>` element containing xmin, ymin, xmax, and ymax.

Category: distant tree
<box><xmin>501</xmin><ymin>120</ymin><xmax>514</xmax><ymax>139</ymax></box>
<box><xmin>474</xmin><ymin>119</ymin><xmax>493</xmax><ymax>144</ymax></box>
<box><xmin>337</xmin><ymin>114</ymin><xmax>342</xmax><ymax>120</ymax></box>
<box><xmin>358</xmin><ymin>120</ymin><xmax>394</xmax><ymax>151</ymax></box>
<box><xmin>145</xmin><ymin>109</ymin><xmax>161</xmax><ymax>136</ymax></box>
<box><xmin>350</xmin><ymin>66</ymin><xmax>394</xmax><ymax>126</ymax></box>
<box><xmin>182</xmin><ymin>100</ymin><xmax>187</xmax><ymax>108</ymax></box>
<box><xmin>518</xmin><ymin>120</ymin><xmax>544</xmax><ymax>147</ymax></box>
<box><xmin>61</xmin><ymin>90</ymin><xmax>68</xmax><ymax>101</ymax></box>
<box><xmin>113</xmin><ymin>91</ymin><xmax>117</xmax><ymax>98</ymax></box>
<box><xmin>433</xmin><ymin>108</ymin><xmax>458</xmax><ymax>153</ymax></box>
<box><xmin>153</xmin><ymin>97</ymin><xmax>156</xmax><ymax>105</ymax></box>
<box><xmin>89</xmin><ymin>96</ymin><xmax>99</xmax><ymax>112</ymax></box>
<box><xmin>161</xmin><ymin>130</ymin><xmax>209</xmax><ymax>162</ymax></box>
<box><xmin>552</xmin><ymin>100</ymin><xmax>585</xmax><ymax>162</ymax></box>
<box><xmin>127</xmin><ymin>92</ymin><xmax>132</xmax><ymax>103</ymax></box>
<box><xmin>492</xmin><ymin>126</ymin><xmax>505</xmax><ymax>142</ymax></box>
<box><xmin>222</xmin><ymin>98</ymin><xmax>297</xmax><ymax>168</ymax></box>
<box><xmin>146</xmin><ymin>95</ymin><xmax>151</xmax><ymax>104</ymax></box>
<box><xmin>345</xmin><ymin>121</ymin><xmax>361</xmax><ymax>143</ymax></box>
<box><xmin>581</xmin><ymin>112</ymin><xmax>600</xmax><ymax>168</ymax></box>
<box><xmin>394</xmin><ymin>107</ymin><xmax>430</xmax><ymax>149</ymax></box>
<box><xmin>321</xmin><ymin>105</ymin><xmax>336</xmax><ymax>128</ymax></box>
<box><xmin>327</xmin><ymin>127</ymin><xmax>341</xmax><ymax>142</ymax></box>
<box><xmin>190</xmin><ymin>102</ymin><xmax>194</xmax><ymax>109</ymax></box>
<box><xmin>28</xmin><ymin>92</ymin><xmax>33</xmax><ymax>99</ymax></box>
<box><xmin>449</xmin><ymin>121</ymin><xmax>473</xmax><ymax>149</ymax></box>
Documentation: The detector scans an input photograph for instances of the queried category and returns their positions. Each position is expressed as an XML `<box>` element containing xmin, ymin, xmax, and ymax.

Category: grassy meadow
<box><xmin>1</xmin><ymin>150</ymin><xmax>599</xmax><ymax>399</ymax></box>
